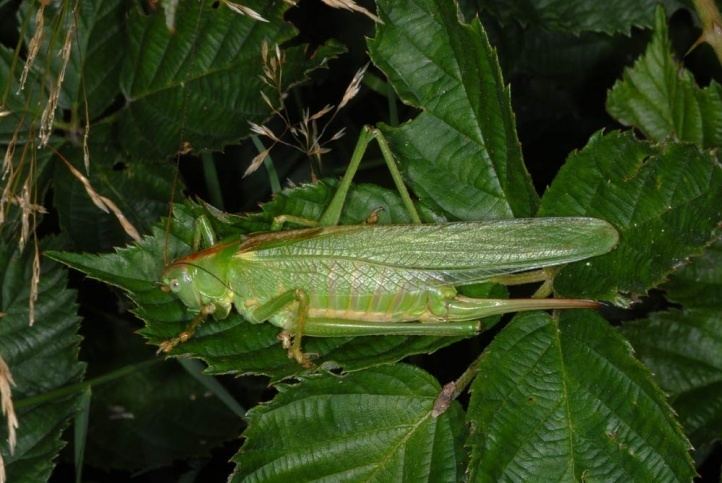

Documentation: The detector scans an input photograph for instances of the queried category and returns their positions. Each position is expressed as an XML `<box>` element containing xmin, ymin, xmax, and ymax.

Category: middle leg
<box><xmin>248</xmin><ymin>288</ymin><xmax>312</xmax><ymax>367</ymax></box>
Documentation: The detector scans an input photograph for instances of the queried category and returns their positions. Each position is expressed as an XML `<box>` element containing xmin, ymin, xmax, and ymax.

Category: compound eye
<box><xmin>169</xmin><ymin>279</ymin><xmax>181</xmax><ymax>293</ymax></box>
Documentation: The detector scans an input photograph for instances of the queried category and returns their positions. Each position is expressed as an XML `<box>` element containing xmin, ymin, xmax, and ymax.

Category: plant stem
<box><xmin>432</xmin><ymin>350</ymin><xmax>485</xmax><ymax>417</ymax></box>
<box><xmin>692</xmin><ymin>0</ymin><xmax>722</xmax><ymax>64</ymax></box>
<box><xmin>201</xmin><ymin>151</ymin><xmax>224</xmax><ymax>209</ymax></box>
<box><xmin>386</xmin><ymin>85</ymin><xmax>398</xmax><ymax>126</ymax></box>
<box><xmin>15</xmin><ymin>358</ymin><xmax>161</xmax><ymax>410</ymax></box>
<box><xmin>177</xmin><ymin>359</ymin><xmax>245</xmax><ymax>418</ymax></box>
<box><xmin>74</xmin><ymin>388</ymin><xmax>91</xmax><ymax>483</ymax></box>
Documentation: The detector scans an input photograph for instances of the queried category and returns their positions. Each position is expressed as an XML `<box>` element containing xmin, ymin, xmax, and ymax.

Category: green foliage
<box><xmin>467</xmin><ymin>311</ymin><xmax>694</xmax><ymax>481</ymax></box>
<box><xmin>370</xmin><ymin>0</ymin><xmax>538</xmax><ymax>220</ymax></box>
<box><xmin>18</xmin><ymin>0</ymin><xmax>125</xmax><ymax>117</ymax></box>
<box><xmin>538</xmin><ymin>130</ymin><xmax>722</xmax><ymax>302</ymax></box>
<box><xmin>0</xmin><ymin>241</ymin><xmax>85</xmax><ymax>481</ymax></box>
<box><xmin>0</xmin><ymin>46</ymin><xmax>45</xmax><ymax>142</ymax></box>
<box><xmin>607</xmin><ymin>7</ymin><xmax>722</xmax><ymax>147</ymax></box>
<box><xmin>52</xmin><ymin>125</ymin><xmax>182</xmax><ymax>251</ymax></box>
<box><xmin>622</xmin><ymin>240</ymin><xmax>722</xmax><ymax>460</ymax></box>
<box><xmin>623</xmin><ymin>309</ymin><xmax>722</xmax><ymax>461</ymax></box>
<box><xmin>1</xmin><ymin>0</ymin><xmax>721</xmax><ymax>480</ymax></box>
<box><xmin>118</xmin><ymin>0</ymin><xmax>343</xmax><ymax>159</ymax></box>
<box><xmin>665</xmin><ymin>240</ymin><xmax>722</xmax><ymax>307</ymax></box>
<box><xmin>231</xmin><ymin>364</ymin><xmax>466</xmax><ymax>482</ymax></box>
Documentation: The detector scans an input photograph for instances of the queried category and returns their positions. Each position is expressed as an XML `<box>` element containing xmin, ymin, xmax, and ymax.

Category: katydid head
<box><xmin>161</xmin><ymin>263</ymin><xmax>203</xmax><ymax>310</ymax></box>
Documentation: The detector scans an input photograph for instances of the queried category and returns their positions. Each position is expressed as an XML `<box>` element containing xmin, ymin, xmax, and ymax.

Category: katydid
<box><xmin>159</xmin><ymin>128</ymin><xmax>619</xmax><ymax>366</ymax></box>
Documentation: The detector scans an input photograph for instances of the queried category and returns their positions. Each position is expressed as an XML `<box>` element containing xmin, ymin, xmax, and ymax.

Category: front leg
<box><xmin>248</xmin><ymin>289</ymin><xmax>312</xmax><ymax>367</ymax></box>
<box><xmin>158</xmin><ymin>303</ymin><xmax>216</xmax><ymax>353</ymax></box>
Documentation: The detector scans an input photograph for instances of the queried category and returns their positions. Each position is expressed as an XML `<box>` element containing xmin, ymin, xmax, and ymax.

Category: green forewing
<box><xmin>239</xmin><ymin>218</ymin><xmax>618</xmax><ymax>288</ymax></box>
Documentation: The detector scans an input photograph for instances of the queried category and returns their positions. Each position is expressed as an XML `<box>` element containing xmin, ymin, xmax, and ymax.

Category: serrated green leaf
<box><xmin>118</xmin><ymin>0</ymin><xmax>343</xmax><ymax>159</ymax></box>
<box><xmin>664</xmin><ymin>239</ymin><xmax>722</xmax><ymax>308</ymax></box>
<box><xmin>624</xmin><ymin>236</ymin><xmax>722</xmax><ymax>457</ymax></box>
<box><xmin>538</xmin><ymin>130</ymin><xmax>722</xmax><ymax>301</ymax></box>
<box><xmin>52</xmin><ymin>125</ymin><xmax>182</xmax><ymax>251</ymax></box>
<box><xmin>0</xmin><ymin>241</ymin><xmax>85</xmax><ymax>482</ymax></box>
<box><xmin>607</xmin><ymin>7</ymin><xmax>722</xmax><ymax>147</ymax></box>
<box><xmin>466</xmin><ymin>310</ymin><xmax>694</xmax><ymax>481</ymax></box>
<box><xmin>19</xmin><ymin>0</ymin><xmax>126</xmax><ymax>118</ymax></box>
<box><xmin>369</xmin><ymin>0</ymin><xmax>538</xmax><ymax>220</ymax></box>
<box><xmin>622</xmin><ymin>309</ymin><xmax>722</xmax><ymax>459</ymax></box>
<box><xmin>48</xmin><ymin>182</ymin><xmax>464</xmax><ymax>380</ymax></box>
<box><xmin>0</xmin><ymin>45</ymin><xmax>46</xmax><ymax>143</ymax></box>
<box><xmin>474</xmin><ymin>0</ymin><xmax>665</xmax><ymax>35</ymax></box>
<box><xmin>231</xmin><ymin>364</ymin><xmax>465</xmax><ymax>482</ymax></box>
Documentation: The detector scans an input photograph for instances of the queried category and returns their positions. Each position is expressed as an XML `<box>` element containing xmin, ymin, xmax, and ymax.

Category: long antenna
<box><xmin>163</xmin><ymin>153</ymin><xmax>182</xmax><ymax>265</ymax></box>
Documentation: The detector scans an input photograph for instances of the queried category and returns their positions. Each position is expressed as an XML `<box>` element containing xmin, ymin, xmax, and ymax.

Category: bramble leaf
<box><xmin>0</xmin><ymin>241</ymin><xmax>85</xmax><ymax>482</ymax></box>
<box><xmin>664</xmin><ymin>240</ymin><xmax>722</xmax><ymax>308</ymax></box>
<box><xmin>538</xmin><ymin>130</ymin><xmax>722</xmax><ymax>301</ymax></box>
<box><xmin>467</xmin><ymin>311</ymin><xmax>694</xmax><ymax>481</ymax></box>
<box><xmin>231</xmin><ymin>364</ymin><xmax>465</xmax><ymax>482</ymax></box>
<box><xmin>0</xmin><ymin>46</ymin><xmax>46</xmax><ymax>143</ymax></box>
<box><xmin>118</xmin><ymin>0</ymin><xmax>343</xmax><ymax>159</ymax></box>
<box><xmin>369</xmin><ymin>0</ymin><xmax>539</xmax><ymax>220</ymax></box>
<box><xmin>622</xmin><ymin>238</ymin><xmax>722</xmax><ymax>458</ymax></box>
<box><xmin>623</xmin><ymin>308</ymin><xmax>722</xmax><ymax>460</ymax></box>
<box><xmin>19</xmin><ymin>0</ymin><xmax>126</xmax><ymax>118</ymax></box>
<box><xmin>52</xmin><ymin>125</ymin><xmax>182</xmax><ymax>251</ymax></box>
<box><xmin>607</xmin><ymin>7</ymin><xmax>722</xmax><ymax>147</ymax></box>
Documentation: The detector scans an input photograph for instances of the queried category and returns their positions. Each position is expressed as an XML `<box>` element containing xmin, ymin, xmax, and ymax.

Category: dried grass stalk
<box><xmin>224</xmin><ymin>1</ymin><xmax>269</xmax><ymax>22</ymax></box>
<box><xmin>249</xmin><ymin>122</ymin><xmax>281</xmax><ymax>143</ymax></box>
<box><xmin>339</xmin><ymin>63</ymin><xmax>368</xmax><ymax>109</ymax></box>
<box><xmin>18</xmin><ymin>179</ymin><xmax>32</xmax><ymax>249</ymax></box>
<box><xmin>82</xmin><ymin>112</ymin><xmax>91</xmax><ymax>173</ymax></box>
<box><xmin>244</xmin><ymin>148</ymin><xmax>269</xmax><ymax>177</ymax></box>
<box><xmin>321</xmin><ymin>0</ymin><xmax>381</xmax><ymax>23</ymax></box>
<box><xmin>39</xmin><ymin>23</ymin><xmax>76</xmax><ymax>147</ymax></box>
<box><xmin>310</xmin><ymin>104</ymin><xmax>334</xmax><ymax>121</ymax></box>
<box><xmin>2</xmin><ymin>129</ymin><xmax>18</xmax><ymax>182</ymax></box>
<box><xmin>29</xmin><ymin>241</ymin><xmax>40</xmax><ymax>326</ymax></box>
<box><xmin>18</xmin><ymin>4</ymin><xmax>45</xmax><ymax>92</ymax></box>
<box><xmin>163</xmin><ymin>0</ymin><xmax>179</xmax><ymax>31</ymax></box>
<box><xmin>0</xmin><ymin>354</ymin><xmax>18</xmax><ymax>483</ymax></box>
<box><xmin>59</xmin><ymin>155</ymin><xmax>142</xmax><ymax>242</ymax></box>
